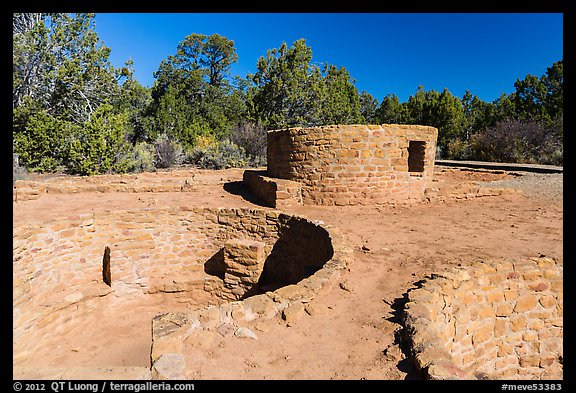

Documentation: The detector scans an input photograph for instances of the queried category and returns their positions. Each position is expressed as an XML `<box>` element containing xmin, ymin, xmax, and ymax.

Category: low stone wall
<box><xmin>242</xmin><ymin>170</ymin><xmax>302</xmax><ymax>208</ymax></box>
<box><xmin>13</xmin><ymin>206</ymin><xmax>352</xmax><ymax>372</ymax></box>
<box><xmin>403</xmin><ymin>257</ymin><xmax>563</xmax><ymax>380</ymax></box>
<box><xmin>13</xmin><ymin>170</ymin><xmax>198</xmax><ymax>202</ymax></box>
<box><xmin>265</xmin><ymin>124</ymin><xmax>438</xmax><ymax>205</ymax></box>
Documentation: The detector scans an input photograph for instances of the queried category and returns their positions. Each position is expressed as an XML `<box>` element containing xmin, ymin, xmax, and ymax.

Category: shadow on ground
<box><xmin>386</xmin><ymin>279</ymin><xmax>428</xmax><ymax>380</ymax></box>
<box><xmin>223</xmin><ymin>181</ymin><xmax>269</xmax><ymax>208</ymax></box>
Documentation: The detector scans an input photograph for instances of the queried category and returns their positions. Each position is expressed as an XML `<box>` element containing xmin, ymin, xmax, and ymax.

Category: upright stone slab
<box><xmin>222</xmin><ymin>238</ymin><xmax>266</xmax><ymax>299</ymax></box>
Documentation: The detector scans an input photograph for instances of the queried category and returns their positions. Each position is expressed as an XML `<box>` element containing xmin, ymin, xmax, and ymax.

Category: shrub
<box><xmin>229</xmin><ymin>121</ymin><xmax>267</xmax><ymax>167</ymax></box>
<box><xmin>66</xmin><ymin>105</ymin><xmax>131</xmax><ymax>175</ymax></box>
<box><xmin>446</xmin><ymin>139</ymin><xmax>473</xmax><ymax>160</ymax></box>
<box><xmin>153</xmin><ymin>133</ymin><xmax>185</xmax><ymax>169</ymax></box>
<box><xmin>13</xmin><ymin>106</ymin><xmax>68</xmax><ymax>173</ymax></box>
<box><xmin>13</xmin><ymin>153</ymin><xmax>28</xmax><ymax>186</ymax></box>
<box><xmin>470</xmin><ymin>118</ymin><xmax>562</xmax><ymax>165</ymax></box>
<box><xmin>188</xmin><ymin>139</ymin><xmax>248</xmax><ymax>169</ymax></box>
<box><xmin>193</xmin><ymin>134</ymin><xmax>219</xmax><ymax>149</ymax></box>
<box><xmin>117</xmin><ymin>142</ymin><xmax>155</xmax><ymax>173</ymax></box>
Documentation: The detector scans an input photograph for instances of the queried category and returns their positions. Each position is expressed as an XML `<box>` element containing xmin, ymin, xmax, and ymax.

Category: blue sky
<box><xmin>94</xmin><ymin>13</ymin><xmax>563</xmax><ymax>103</ymax></box>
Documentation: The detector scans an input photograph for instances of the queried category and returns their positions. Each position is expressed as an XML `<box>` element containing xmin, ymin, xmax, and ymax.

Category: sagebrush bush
<box><xmin>229</xmin><ymin>121</ymin><xmax>267</xmax><ymax>167</ymax></box>
<box><xmin>446</xmin><ymin>139</ymin><xmax>473</xmax><ymax>160</ymax></box>
<box><xmin>188</xmin><ymin>139</ymin><xmax>248</xmax><ymax>169</ymax></box>
<box><xmin>153</xmin><ymin>133</ymin><xmax>185</xmax><ymax>169</ymax></box>
<box><xmin>13</xmin><ymin>153</ymin><xmax>28</xmax><ymax>186</ymax></box>
<box><xmin>470</xmin><ymin>118</ymin><xmax>562</xmax><ymax>165</ymax></box>
<box><xmin>117</xmin><ymin>142</ymin><xmax>155</xmax><ymax>173</ymax></box>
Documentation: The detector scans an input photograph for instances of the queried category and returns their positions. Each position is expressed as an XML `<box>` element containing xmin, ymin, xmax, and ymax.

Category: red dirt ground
<box><xmin>13</xmin><ymin>166</ymin><xmax>563</xmax><ymax>380</ymax></box>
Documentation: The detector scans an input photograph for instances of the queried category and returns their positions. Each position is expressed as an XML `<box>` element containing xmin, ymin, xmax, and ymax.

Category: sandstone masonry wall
<box><xmin>242</xmin><ymin>170</ymin><xmax>302</xmax><ymax>208</ymax></box>
<box><xmin>403</xmin><ymin>257</ymin><xmax>563</xmax><ymax>380</ymax></box>
<box><xmin>266</xmin><ymin>124</ymin><xmax>438</xmax><ymax>205</ymax></box>
<box><xmin>13</xmin><ymin>207</ymin><xmax>342</xmax><ymax>367</ymax></box>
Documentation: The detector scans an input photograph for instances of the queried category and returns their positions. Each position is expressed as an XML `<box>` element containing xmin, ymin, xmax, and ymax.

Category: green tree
<box><xmin>513</xmin><ymin>74</ymin><xmax>547</xmax><ymax>121</ymax></box>
<box><xmin>13</xmin><ymin>13</ymin><xmax>121</xmax><ymax>123</ymax></box>
<box><xmin>541</xmin><ymin>60</ymin><xmax>563</xmax><ymax>121</ymax></box>
<box><xmin>402</xmin><ymin>87</ymin><xmax>465</xmax><ymax>154</ymax></box>
<box><xmin>461</xmin><ymin>91</ymin><xmax>498</xmax><ymax>138</ymax></box>
<box><xmin>377</xmin><ymin>93</ymin><xmax>409</xmax><ymax>124</ymax></box>
<box><xmin>359</xmin><ymin>91</ymin><xmax>379</xmax><ymax>124</ymax></box>
<box><xmin>13</xmin><ymin>13</ymin><xmax>134</xmax><ymax>174</ymax></box>
<box><xmin>247</xmin><ymin>39</ymin><xmax>322</xmax><ymax>129</ymax></box>
<box><xmin>113</xmin><ymin>59</ymin><xmax>152</xmax><ymax>144</ymax></box>
<box><xmin>435</xmin><ymin>88</ymin><xmax>466</xmax><ymax>146</ymax></box>
<box><xmin>147</xmin><ymin>33</ymin><xmax>243</xmax><ymax>144</ymax></box>
<box><xmin>153</xmin><ymin>85</ymin><xmax>195</xmax><ymax>144</ymax></box>
<box><xmin>247</xmin><ymin>39</ymin><xmax>366</xmax><ymax>129</ymax></box>
<box><xmin>492</xmin><ymin>93</ymin><xmax>517</xmax><ymax>123</ymax></box>
<box><xmin>202</xmin><ymin>33</ymin><xmax>239</xmax><ymax>88</ymax></box>
<box><xmin>318</xmin><ymin>64</ymin><xmax>363</xmax><ymax>125</ymax></box>
<box><xmin>13</xmin><ymin>102</ymin><xmax>70</xmax><ymax>172</ymax></box>
<box><xmin>513</xmin><ymin>60</ymin><xmax>563</xmax><ymax>125</ymax></box>
<box><xmin>404</xmin><ymin>86</ymin><xmax>439</xmax><ymax>126</ymax></box>
<box><xmin>66</xmin><ymin>104</ymin><xmax>131</xmax><ymax>175</ymax></box>
<box><xmin>13</xmin><ymin>13</ymin><xmax>51</xmax><ymax>109</ymax></box>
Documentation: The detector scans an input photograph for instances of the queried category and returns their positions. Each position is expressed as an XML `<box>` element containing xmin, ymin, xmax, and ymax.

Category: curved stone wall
<box><xmin>266</xmin><ymin>124</ymin><xmax>438</xmax><ymax>205</ymax></box>
<box><xmin>403</xmin><ymin>257</ymin><xmax>563</xmax><ymax>380</ymax></box>
<box><xmin>13</xmin><ymin>207</ymin><xmax>351</xmax><ymax>370</ymax></box>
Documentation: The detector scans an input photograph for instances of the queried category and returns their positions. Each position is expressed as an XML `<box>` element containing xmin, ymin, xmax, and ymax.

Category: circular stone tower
<box><xmin>244</xmin><ymin>124</ymin><xmax>438</xmax><ymax>206</ymax></box>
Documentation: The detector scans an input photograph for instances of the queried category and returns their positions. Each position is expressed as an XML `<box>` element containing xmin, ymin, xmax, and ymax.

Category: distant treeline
<box><xmin>13</xmin><ymin>13</ymin><xmax>563</xmax><ymax>176</ymax></box>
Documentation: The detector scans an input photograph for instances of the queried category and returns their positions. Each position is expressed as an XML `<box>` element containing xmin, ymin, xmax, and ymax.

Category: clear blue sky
<box><xmin>94</xmin><ymin>13</ymin><xmax>563</xmax><ymax>103</ymax></box>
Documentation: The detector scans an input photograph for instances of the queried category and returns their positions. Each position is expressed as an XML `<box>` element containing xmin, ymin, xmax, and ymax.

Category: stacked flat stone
<box><xmin>403</xmin><ymin>257</ymin><xmax>563</xmax><ymax>380</ymax></box>
<box><xmin>260</xmin><ymin>124</ymin><xmax>438</xmax><ymax>206</ymax></box>
<box><xmin>13</xmin><ymin>206</ymin><xmax>352</xmax><ymax>378</ymax></box>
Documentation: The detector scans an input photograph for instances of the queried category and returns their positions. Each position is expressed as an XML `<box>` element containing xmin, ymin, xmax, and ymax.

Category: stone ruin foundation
<box><xmin>13</xmin><ymin>206</ymin><xmax>352</xmax><ymax>379</ymax></box>
<box><xmin>243</xmin><ymin>124</ymin><xmax>438</xmax><ymax>207</ymax></box>
<box><xmin>402</xmin><ymin>256</ymin><xmax>563</xmax><ymax>380</ymax></box>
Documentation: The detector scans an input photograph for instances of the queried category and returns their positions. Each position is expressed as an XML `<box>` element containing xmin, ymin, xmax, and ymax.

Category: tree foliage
<box><xmin>66</xmin><ymin>104</ymin><xmax>131</xmax><ymax>175</ymax></box>
<box><xmin>246</xmin><ymin>39</ymin><xmax>366</xmax><ymax>129</ymax></box>
<box><xmin>13</xmin><ymin>17</ymin><xmax>563</xmax><ymax>174</ymax></box>
<box><xmin>13</xmin><ymin>13</ymin><xmax>138</xmax><ymax>175</ymax></box>
<box><xmin>246</xmin><ymin>39</ymin><xmax>321</xmax><ymax>129</ymax></box>
<box><xmin>146</xmin><ymin>33</ymin><xmax>244</xmax><ymax>145</ymax></box>
<box><xmin>13</xmin><ymin>13</ymin><xmax>121</xmax><ymax>123</ymax></box>
<box><xmin>359</xmin><ymin>91</ymin><xmax>379</xmax><ymax>124</ymax></box>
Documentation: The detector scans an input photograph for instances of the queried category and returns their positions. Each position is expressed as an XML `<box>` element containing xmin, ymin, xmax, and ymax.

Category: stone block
<box><xmin>494</xmin><ymin>318</ymin><xmax>508</xmax><ymax>338</ymax></box>
<box><xmin>522</xmin><ymin>270</ymin><xmax>543</xmax><ymax>281</ymax></box>
<box><xmin>234</xmin><ymin>326</ymin><xmax>258</xmax><ymax>339</ymax></box>
<box><xmin>497</xmin><ymin>342</ymin><xmax>514</xmax><ymax>357</ymax></box>
<box><xmin>509</xmin><ymin>315</ymin><xmax>527</xmax><ymax>332</ymax></box>
<box><xmin>495</xmin><ymin>355</ymin><xmax>518</xmax><ymax>369</ymax></box>
<box><xmin>242</xmin><ymin>295</ymin><xmax>278</xmax><ymax>319</ymax></box>
<box><xmin>282</xmin><ymin>302</ymin><xmax>306</xmax><ymax>324</ymax></box>
<box><xmin>504</xmin><ymin>289</ymin><xmax>519</xmax><ymax>301</ymax></box>
<box><xmin>486</xmin><ymin>290</ymin><xmax>505</xmax><ymax>304</ymax></box>
<box><xmin>539</xmin><ymin>295</ymin><xmax>557</xmax><ymax>308</ymax></box>
<box><xmin>519</xmin><ymin>355</ymin><xmax>540</xmax><ymax>368</ymax></box>
<box><xmin>152</xmin><ymin>353</ymin><xmax>186</xmax><ymax>380</ymax></box>
<box><xmin>472</xmin><ymin>322</ymin><xmax>494</xmax><ymax>345</ymax></box>
<box><xmin>495</xmin><ymin>302</ymin><xmax>514</xmax><ymax>317</ymax></box>
<box><xmin>514</xmin><ymin>294</ymin><xmax>538</xmax><ymax>313</ymax></box>
<box><xmin>414</xmin><ymin>346</ymin><xmax>453</xmax><ymax>371</ymax></box>
<box><xmin>184</xmin><ymin>329</ymin><xmax>221</xmax><ymax>351</ymax></box>
<box><xmin>272</xmin><ymin>284</ymin><xmax>314</xmax><ymax>303</ymax></box>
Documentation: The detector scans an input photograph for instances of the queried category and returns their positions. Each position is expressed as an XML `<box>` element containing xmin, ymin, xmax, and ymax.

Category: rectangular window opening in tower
<box><xmin>408</xmin><ymin>141</ymin><xmax>426</xmax><ymax>175</ymax></box>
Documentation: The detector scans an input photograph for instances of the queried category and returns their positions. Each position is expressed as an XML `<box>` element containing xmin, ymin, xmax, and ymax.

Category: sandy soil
<box><xmin>12</xmin><ymin>166</ymin><xmax>563</xmax><ymax>380</ymax></box>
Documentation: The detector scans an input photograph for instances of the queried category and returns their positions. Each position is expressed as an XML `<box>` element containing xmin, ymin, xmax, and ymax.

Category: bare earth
<box><xmin>13</xmin><ymin>165</ymin><xmax>563</xmax><ymax>380</ymax></box>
